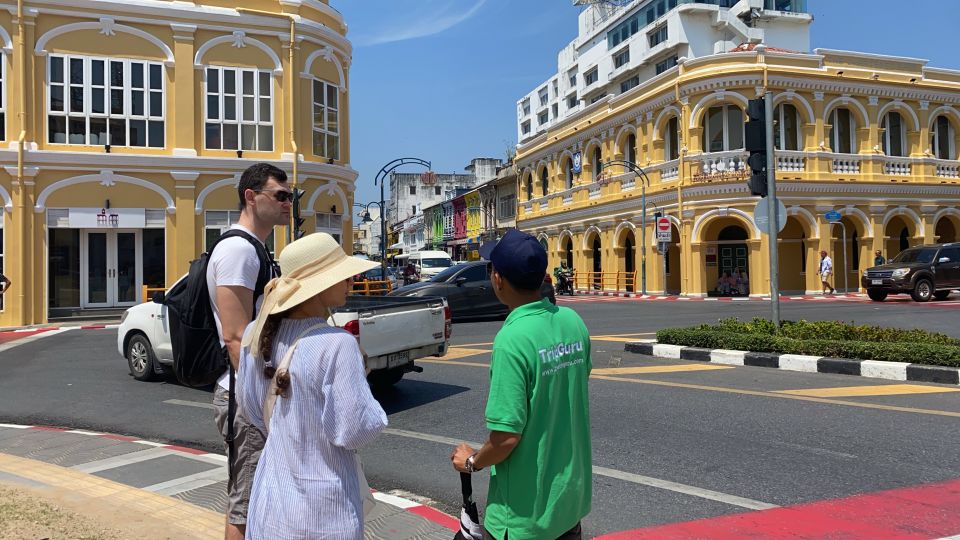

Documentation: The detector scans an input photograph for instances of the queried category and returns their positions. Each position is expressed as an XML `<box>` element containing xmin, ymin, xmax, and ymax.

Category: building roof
<box><xmin>729</xmin><ymin>43</ymin><xmax>800</xmax><ymax>54</ymax></box>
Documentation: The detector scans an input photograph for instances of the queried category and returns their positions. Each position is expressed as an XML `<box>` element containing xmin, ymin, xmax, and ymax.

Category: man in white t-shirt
<box><xmin>209</xmin><ymin>162</ymin><xmax>290</xmax><ymax>540</ymax></box>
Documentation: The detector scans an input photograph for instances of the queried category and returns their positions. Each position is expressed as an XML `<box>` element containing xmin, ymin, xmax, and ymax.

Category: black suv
<box><xmin>862</xmin><ymin>243</ymin><xmax>960</xmax><ymax>302</ymax></box>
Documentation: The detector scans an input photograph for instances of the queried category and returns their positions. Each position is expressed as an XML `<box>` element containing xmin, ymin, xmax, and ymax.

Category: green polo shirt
<box><xmin>483</xmin><ymin>297</ymin><xmax>592</xmax><ymax>540</ymax></box>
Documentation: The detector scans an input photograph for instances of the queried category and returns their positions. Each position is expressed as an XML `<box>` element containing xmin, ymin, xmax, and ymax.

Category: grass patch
<box><xmin>656</xmin><ymin>318</ymin><xmax>960</xmax><ymax>367</ymax></box>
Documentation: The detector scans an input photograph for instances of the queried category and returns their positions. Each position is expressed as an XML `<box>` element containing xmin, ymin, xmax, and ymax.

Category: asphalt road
<box><xmin>1</xmin><ymin>297</ymin><xmax>959</xmax><ymax>536</ymax></box>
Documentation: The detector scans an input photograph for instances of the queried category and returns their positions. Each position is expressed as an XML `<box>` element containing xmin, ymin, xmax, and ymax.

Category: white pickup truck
<box><xmin>117</xmin><ymin>291</ymin><xmax>450</xmax><ymax>389</ymax></box>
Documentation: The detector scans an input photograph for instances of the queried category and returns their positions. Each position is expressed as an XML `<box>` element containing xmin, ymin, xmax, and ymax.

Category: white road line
<box><xmin>0</xmin><ymin>328</ymin><xmax>73</xmax><ymax>354</ymax></box>
<box><xmin>72</xmin><ymin>447</ymin><xmax>173</xmax><ymax>473</ymax></box>
<box><xmin>163</xmin><ymin>399</ymin><xmax>216</xmax><ymax>410</ymax></box>
<box><xmin>0</xmin><ymin>424</ymin><xmax>31</xmax><ymax>429</ymax></box>
<box><xmin>143</xmin><ymin>467</ymin><xmax>227</xmax><ymax>495</ymax></box>
<box><xmin>381</xmin><ymin>428</ymin><xmax>777</xmax><ymax>510</ymax></box>
<box><xmin>372</xmin><ymin>491</ymin><xmax>421</xmax><ymax>509</ymax></box>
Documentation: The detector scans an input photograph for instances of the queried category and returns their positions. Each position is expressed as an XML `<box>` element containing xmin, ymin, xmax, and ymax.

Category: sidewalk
<box><xmin>0</xmin><ymin>424</ymin><xmax>456</xmax><ymax>540</ymax></box>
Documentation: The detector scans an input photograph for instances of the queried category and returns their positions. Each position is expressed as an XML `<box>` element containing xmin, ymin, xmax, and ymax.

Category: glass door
<box><xmin>82</xmin><ymin>230</ymin><xmax>142</xmax><ymax>308</ymax></box>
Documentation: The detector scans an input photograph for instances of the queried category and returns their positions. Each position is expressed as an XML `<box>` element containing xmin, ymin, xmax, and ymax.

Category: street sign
<box><xmin>753</xmin><ymin>199</ymin><xmax>786</xmax><ymax>234</ymax></box>
<box><xmin>824</xmin><ymin>210</ymin><xmax>842</xmax><ymax>222</ymax></box>
<box><xmin>655</xmin><ymin>216</ymin><xmax>672</xmax><ymax>242</ymax></box>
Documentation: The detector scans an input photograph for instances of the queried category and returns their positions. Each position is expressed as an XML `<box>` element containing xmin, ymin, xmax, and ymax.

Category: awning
<box><xmin>388</xmin><ymin>242</ymin><xmax>405</xmax><ymax>249</ymax></box>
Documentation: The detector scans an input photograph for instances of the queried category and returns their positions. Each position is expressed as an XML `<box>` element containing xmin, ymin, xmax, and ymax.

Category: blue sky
<box><xmin>337</xmin><ymin>0</ymin><xmax>960</xmax><ymax>207</ymax></box>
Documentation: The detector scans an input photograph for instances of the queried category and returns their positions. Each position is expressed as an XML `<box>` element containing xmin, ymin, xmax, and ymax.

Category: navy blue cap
<box><xmin>479</xmin><ymin>229</ymin><xmax>547</xmax><ymax>290</ymax></box>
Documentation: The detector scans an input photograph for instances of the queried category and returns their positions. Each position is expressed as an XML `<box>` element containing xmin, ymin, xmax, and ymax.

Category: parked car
<box><xmin>359</xmin><ymin>266</ymin><xmax>398</xmax><ymax>290</ymax></box>
<box><xmin>118</xmin><ymin>287</ymin><xmax>450</xmax><ymax>388</ymax></box>
<box><xmin>861</xmin><ymin>242</ymin><xmax>960</xmax><ymax>302</ymax></box>
<box><xmin>387</xmin><ymin>260</ymin><xmax>556</xmax><ymax>320</ymax></box>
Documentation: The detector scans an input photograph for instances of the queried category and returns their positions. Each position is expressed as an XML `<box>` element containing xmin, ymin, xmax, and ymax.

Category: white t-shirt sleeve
<box><xmin>209</xmin><ymin>237</ymin><xmax>260</xmax><ymax>291</ymax></box>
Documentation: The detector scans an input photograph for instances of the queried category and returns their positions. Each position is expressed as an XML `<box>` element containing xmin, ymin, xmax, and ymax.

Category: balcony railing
<box><xmin>883</xmin><ymin>157</ymin><xmax>911</xmax><ymax>176</ymax></box>
<box><xmin>588</xmin><ymin>183</ymin><xmax>602</xmax><ymax>199</ymax></box>
<box><xmin>831</xmin><ymin>155</ymin><xmax>861</xmax><ymax>174</ymax></box>
<box><xmin>935</xmin><ymin>161</ymin><xmax>960</xmax><ymax>179</ymax></box>
<box><xmin>649</xmin><ymin>159</ymin><xmax>679</xmax><ymax>182</ymax></box>
<box><xmin>776</xmin><ymin>151</ymin><xmax>805</xmax><ymax>172</ymax></box>
<box><xmin>700</xmin><ymin>151</ymin><xmax>747</xmax><ymax>175</ymax></box>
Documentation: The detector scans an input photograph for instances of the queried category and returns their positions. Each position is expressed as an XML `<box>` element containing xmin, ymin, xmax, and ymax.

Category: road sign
<box><xmin>655</xmin><ymin>216</ymin><xmax>672</xmax><ymax>242</ymax></box>
<box><xmin>825</xmin><ymin>210</ymin><xmax>842</xmax><ymax>222</ymax></box>
<box><xmin>753</xmin><ymin>199</ymin><xmax>786</xmax><ymax>234</ymax></box>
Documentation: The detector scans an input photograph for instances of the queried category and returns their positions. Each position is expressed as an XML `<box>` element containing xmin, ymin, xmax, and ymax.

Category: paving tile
<box><xmin>93</xmin><ymin>454</ymin><xmax>220</xmax><ymax>488</ymax></box>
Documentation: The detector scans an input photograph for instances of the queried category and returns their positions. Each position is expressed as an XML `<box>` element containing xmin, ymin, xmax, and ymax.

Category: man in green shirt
<box><xmin>452</xmin><ymin>229</ymin><xmax>592</xmax><ymax>540</ymax></box>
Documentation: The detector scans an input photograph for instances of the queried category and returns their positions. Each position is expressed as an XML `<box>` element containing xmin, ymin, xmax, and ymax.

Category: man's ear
<box><xmin>243</xmin><ymin>188</ymin><xmax>257</xmax><ymax>208</ymax></box>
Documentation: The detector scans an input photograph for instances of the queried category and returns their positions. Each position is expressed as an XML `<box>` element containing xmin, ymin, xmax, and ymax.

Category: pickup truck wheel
<box><xmin>126</xmin><ymin>334</ymin><xmax>158</xmax><ymax>382</ymax></box>
<box><xmin>368</xmin><ymin>367</ymin><xmax>404</xmax><ymax>390</ymax></box>
<box><xmin>934</xmin><ymin>290</ymin><xmax>951</xmax><ymax>301</ymax></box>
<box><xmin>911</xmin><ymin>279</ymin><xmax>933</xmax><ymax>302</ymax></box>
<box><xmin>866</xmin><ymin>289</ymin><xmax>887</xmax><ymax>302</ymax></box>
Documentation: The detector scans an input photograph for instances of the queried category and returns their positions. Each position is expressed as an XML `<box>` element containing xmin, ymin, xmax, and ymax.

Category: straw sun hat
<box><xmin>242</xmin><ymin>232</ymin><xmax>379</xmax><ymax>356</ymax></box>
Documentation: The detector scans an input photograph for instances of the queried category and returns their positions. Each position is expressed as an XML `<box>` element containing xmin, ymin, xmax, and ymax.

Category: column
<box><xmin>171</xmin><ymin>173</ymin><xmax>200</xmax><ymax>283</ymax></box>
<box><xmin>679</xmin><ymin>210</ymin><xmax>695</xmax><ymax>295</ymax></box>
<box><xmin>171</xmin><ymin>24</ymin><xmax>198</xmax><ymax>156</ymax></box>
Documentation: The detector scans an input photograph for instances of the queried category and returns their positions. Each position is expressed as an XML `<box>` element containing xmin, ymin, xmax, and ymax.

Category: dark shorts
<box><xmin>213</xmin><ymin>386</ymin><xmax>265</xmax><ymax>525</ymax></box>
<box><xmin>483</xmin><ymin>521</ymin><xmax>582</xmax><ymax>540</ymax></box>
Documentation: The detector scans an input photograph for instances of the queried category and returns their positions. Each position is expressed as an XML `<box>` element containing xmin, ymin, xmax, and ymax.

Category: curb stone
<box><xmin>624</xmin><ymin>341</ymin><xmax>960</xmax><ymax>385</ymax></box>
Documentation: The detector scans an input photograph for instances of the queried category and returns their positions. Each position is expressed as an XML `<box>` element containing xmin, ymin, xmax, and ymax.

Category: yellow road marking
<box><xmin>592</xmin><ymin>364</ymin><xmax>733</xmax><ymax>375</ymax></box>
<box><xmin>595</xmin><ymin>332</ymin><xmax>656</xmax><ymax>337</ymax></box>
<box><xmin>420</xmin><ymin>358</ymin><xmax>489</xmax><ymax>367</ymax></box>
<box><xmin>0</xmin><ymin>453</ymin><xmax>222</xmax><ymax>538</ymax></box>
<box><xmin>453</xmin><ymin>342</ymin><xmax>493</xmax><ymax>347</ymax></box>
<box><xmin>776</xmin><ymin>384</ymin><xmax>960</xmax><ymax>398</ymax></box>
<box><xmin>420</xmin><ymin>359</ymin><xmax>960</xmax><ymax>418</ymax></box>
<box><xmin>591</xmin><ymin>375</ymin><xmax>960</xmax><ymax>418</ymax></box>
<box><xmin>442</xmin><ymin>347</ymin><xmax>491</xmax><ymax>360</ymax></box>
<box><xmin>592</xmin><ymin>336</ymin><xmax>654</xmax><ymax>343</ymax></box>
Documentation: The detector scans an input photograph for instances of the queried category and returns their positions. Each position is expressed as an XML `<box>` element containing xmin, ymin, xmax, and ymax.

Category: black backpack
<box><xmin>164</xmin><ymin>229</ymin><xmax>277</xmax><ymax>388</ymax></box>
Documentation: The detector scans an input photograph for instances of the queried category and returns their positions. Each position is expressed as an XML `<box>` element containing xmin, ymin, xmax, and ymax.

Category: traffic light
<box><xmin>291</xmin><ymin>188</ymin><xmax>306</xmax><ymax>239</ymax></box>
<box><xmin>745</xmin><ymin>97</ymin><xmax>768</xmax><ymax>197</ymax></box>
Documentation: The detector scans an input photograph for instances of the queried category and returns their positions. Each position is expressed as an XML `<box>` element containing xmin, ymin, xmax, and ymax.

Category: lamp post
<box><xmin>372</xmin><ymin>158</ymin><xmax>432</xmax><ymax>279</ymax></box>
<box><xmin>598</xmin><ymin>160</ymin><xmax>652</xmax><ymax>295</ymax></box>
<box><xmin>357</xmin><ymin>201</ymin><xmax>385</xmax><ymax>273</ymax></box>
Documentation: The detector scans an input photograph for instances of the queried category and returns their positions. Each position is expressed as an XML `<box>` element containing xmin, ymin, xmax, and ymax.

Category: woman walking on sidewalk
<box><xmin>238</xmin><ymin>233</ymin><xmax>387</xmax><ymax>539</ymax></box>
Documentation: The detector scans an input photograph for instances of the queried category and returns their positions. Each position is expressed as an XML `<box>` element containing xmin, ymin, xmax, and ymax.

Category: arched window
<box><xmin>899</xmin><ymin>227</ymin><xmax>909</xmax><ymax>252</ymax></box>
<box><xmin>702</xmin><ymin>104</ymin><xmax>743</xmax><ymax>153</ymax></box>
<box><xmin>774</xmin><ymin>104</ymin><xmax>800</xmax><ymax>151</ymax></box>
<box><xmin>881</xmin><ymin>111</ymin><xmax>906</xmax><ymax>157</ymax></box>
<box><xmin>665</xmin><ymin>116</ymin><xmax>680</xmax><ymax>161</ymax></box>
<box><xmin>540</xmin><ymin>167</ymin><xmax>548</xmax><ymax>197</ymax></box>
<box><xmin>592</xmin><ymin>147</ymin><xmax>602</xmax><ymax>182</ymax></box>
<box><xmin>525</xmin><ymin>173</ymin><xmax>533</xmax><ymax>201</ymax></box>
<box><xmin>564</xmin><ymin>157</ymin><xmax>574</xmax><ymax>189</ymax></box>
<box><xmin>932</xmin><ymin>115</ymin><xmax>956</xmax><ymax>160</ymax></box>
<box><xmin>828</xmin><ymin>108</ymin><xmax>857</xmax><ymax>154</ymax></box>
<box><xmin>623</xmin><ymin>133</ymin><xmax>637</xmax><ymax>165</ymax></box>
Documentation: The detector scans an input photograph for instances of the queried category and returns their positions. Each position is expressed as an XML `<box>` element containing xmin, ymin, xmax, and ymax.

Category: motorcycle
<box><xmin>555</xmin><ymin>271</ymin><xmax>575</xmax><ymax>296</ymax></box>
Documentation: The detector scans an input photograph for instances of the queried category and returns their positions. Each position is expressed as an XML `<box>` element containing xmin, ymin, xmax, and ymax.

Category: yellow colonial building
<box><xmin>0</xmin><ymin>0</ymin><xmax>355</xmax><ymax>326</ymax></box>
<box><xmin>515</xmin><ymin>1</ymin><xmax>960</xmax><ymax>297</ymax></box>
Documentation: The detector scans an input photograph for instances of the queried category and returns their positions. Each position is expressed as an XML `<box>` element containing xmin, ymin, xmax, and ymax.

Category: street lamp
<box><xmin>598</xmin><ymin>160</ymin><xmax>652</xmax><ymax>295</ymax></box>
<box><xmin>372</xmin><ymin>158</ymin><xmax>432</xmax><ymax>279</ymax></box>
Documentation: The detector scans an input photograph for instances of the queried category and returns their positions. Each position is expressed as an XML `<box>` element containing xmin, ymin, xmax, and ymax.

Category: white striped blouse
<box><xmin>238</xmin><ymin>317</ymin><xmax>388</xmax><ymax>540</ymax></box>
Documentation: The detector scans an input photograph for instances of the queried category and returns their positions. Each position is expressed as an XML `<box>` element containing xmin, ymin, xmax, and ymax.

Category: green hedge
<box><xmin>655</xmin><ymin>319</ymin><xmax>960</xmax><ymax>367</ymax></box>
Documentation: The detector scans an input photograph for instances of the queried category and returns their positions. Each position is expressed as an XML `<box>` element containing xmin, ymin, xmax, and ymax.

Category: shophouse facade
<box><xmin>515</xmin><ymin>0</ymin><xmax>960</xmax><ymax>296</ymax></box>
<box><xmin>0</xmin><ymin>0</ymin><xmax>355</xmax><ymax>325</ymax></box>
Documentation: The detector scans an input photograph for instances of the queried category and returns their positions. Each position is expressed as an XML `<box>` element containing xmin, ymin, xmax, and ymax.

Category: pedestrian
<box><xmin>736</xmin><ymin>267</ymin><xmax>749</xmax><ymax>296</ymax></box>
<box><xmin>238</xmin><ymin>232</ymin><xmax>387</xmax><ymax>539</ymax></box>
<box><xmin>818</xmin><ymin>250</ymin><xmax>835</xmax><ymax>295</ymax></box>
<box><xmin>209</xmin><ymin>163</ymin><xmax>290</xmax><ymax>540</ymax></box>
<box><xmin>451</xmin><ymin>229</ymin><xmax>592</xmax><ymax>540</ymax></box>
<box><xmin>402</xmin><ymin>261</ymin><xmax>419</xmax><ymax>285</ymax></box>
<box><xmin>717</xmin><ymin>271</ymin><xmax>731</xmax><ymax>295</ymax></box>
<box><xmin>874</xmin><ymin>250</ymin><xmax>886</xmax><ymax>266</ymax></box>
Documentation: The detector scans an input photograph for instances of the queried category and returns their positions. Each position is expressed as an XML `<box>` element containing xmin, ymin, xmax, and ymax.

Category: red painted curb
<box><xmin>163</xmin><ymin>444</ymin><xmax>210</xmax><ymax>455</ymax></box>
<box><xmin>407</xmin><ymin>504</ymin><xmax>460</xmax><ymax>531</ymax></box>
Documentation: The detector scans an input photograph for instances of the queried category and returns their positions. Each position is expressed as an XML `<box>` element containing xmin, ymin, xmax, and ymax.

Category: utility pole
<box><xmin>746</xmin><ymin>93</ymin><xmax>781</xmax><ymax>326</ymax></box>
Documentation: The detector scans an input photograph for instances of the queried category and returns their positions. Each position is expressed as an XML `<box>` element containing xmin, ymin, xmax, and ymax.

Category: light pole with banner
<box><xmin>373</xmin><ymin>158</ymin><xmax>432</xmax><ymax>279</ymax></box>
<box><xmin>598</xmin><ymin>160</ymin><xmax>652</xmax><ymax>295</ymax></box>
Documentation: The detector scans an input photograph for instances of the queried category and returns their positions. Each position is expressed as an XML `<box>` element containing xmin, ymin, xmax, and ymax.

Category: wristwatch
<box><xmin>466</xmin><ymin>452</ymin><xmax>481</xmax><ymax>473</ymax></box>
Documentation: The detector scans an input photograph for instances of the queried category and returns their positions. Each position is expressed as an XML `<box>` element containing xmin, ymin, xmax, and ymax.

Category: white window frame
<box><xmin>775</xmin><ymin>103</ymin><xmax>801</xmax><ymax>151</ymax></box>
<box><xmin>881</xmin><ymin>111</ymin><xmax>906</xmax><ymax>157</ymax></box>
<box><xmin>204</xmin><ymin>211</ymin><xmax>275</xmax><ymax>256</ymax></box>
<box><xmin>538</xmin><ymin>111</ymin><xmax>549</xmax><ymax>126</ymax></box>
<box><xmin>498</xmin><ymin>194</ymin><xmax>516</xmax><ymax>219</ymax></box>
<box><xmin>703</xmin><ymin>104</ymin><xmax>744</xmax><ymax>153</ymax></box>
<box><xmin>538</xmin><ymin>87</ymin><xmax>548</xmax><ymax>107</ymax></box>
<box><xmin>613</xmin><ymin>49</ymin><xmax>630</xmax><ymax>69</ymax></box>
<box><xmin>312</xmin><ymin>78</ymin><xmax>339</xmax><ymax>160</ymax></box>
<box><xmin>828</xmin><ymin>108</ymin><xmax>857</xmax><ymax>154</ymax></box>
<box><xmin>315</xmin><ymin>212</ymin><xmax>343</xmax><ymax>245</ymax></box>
<box><xmin>204</xmin><ymin>66</ymin><xmax>274</xmax><ymax>152</ymax></box>
<box><xmin>47</xmin><ymin>54</ymin><xmax>166</xmax><ymax>148</ymax></box>
<box><xmin>584</xmin><ymin>68</ymin><xmax>598</xmax><ymax>86</ymax></box>
<box><xmin>664</xmin><ymin>116</ymin><xmax>680</xmax><ymax>161</ymax></box>
<box><xmin>932</xmin><ymin>115</ymin><xmax>956</xmax><ymax>160</ymax></box>
<box><xmin>622</xmin><ymin>133</ymin><xmax>637</xmax><ymax>164</ymax></box>
<box><xmin>521</xmin><ymin>120</ymin><xmax>531</xmax><ymax>135</ymax></box>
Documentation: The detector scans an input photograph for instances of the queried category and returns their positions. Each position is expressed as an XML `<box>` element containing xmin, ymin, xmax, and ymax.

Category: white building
<box><xmin>354</xmin><ymin>207</ymin><xmax>382</xmax><ymax>257</ymax></box>
<box><xmin>517</xmin><ymin>0</ymin><xmax>811</xmax><ymax>142</ymax></box>
<box><xmin>387</xmin><ymin>157</ymin><xmax>502</xmax><ymax>228</ymax></box>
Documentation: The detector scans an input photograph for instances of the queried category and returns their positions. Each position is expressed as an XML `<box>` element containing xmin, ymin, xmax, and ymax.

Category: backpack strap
<box><xmin>213</xmin><ymin>229</ymin><xmax>281</xmax><ymax>317</ymax></box>
<box><xmin>263</xmin><ymin>322</ymin><xmax>328</xmax><ymax>433</ymax></box>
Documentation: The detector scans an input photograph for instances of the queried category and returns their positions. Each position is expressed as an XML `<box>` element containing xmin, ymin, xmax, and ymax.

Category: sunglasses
<box><xmin>255</xmin><ymin>188</ymin><xmax>294</xmax><ymax>203</ymax></box>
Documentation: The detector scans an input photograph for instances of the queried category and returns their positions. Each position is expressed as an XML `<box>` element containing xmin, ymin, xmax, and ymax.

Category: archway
<box><xmin>591</xmin><ymin>235</ymin><xmax>602</xmax><ymax>290</ymax></box>
<box><xmin>778</xmin><ymin>216</ymin><xmax>813</xmax><ymax>293</ymax></box>
<box><xmin>702</xmin><ymin>217</ymin><xmax>751</xmax><ymax>296</ymax></box>
<box><xmin>665</xmin><ymin>224</ymin><xmax>681</xmax><ymax>294</ymax></box>
<box><xmin>935</xmin><ymin>216</ymin><xmax>957</xmax><ymax>243</ymax></box>
<box><xmin>622</xmin><ymin>231</ymin><xmax>636</xmax><ymax>292</ymax></box>
<box><xmin>829</xmin><ymin>216</ymin><xmax>865</xmax><ymax>294</ymax></box>
<box><xmin>884</xmin><ymin>215</ymin><xmax>914</xmax><ymax>260</ymax></box>
<box><xmin>562</xmin><ymin>235</ymin><xmax>574</xmax><ymax>269</ymax></box>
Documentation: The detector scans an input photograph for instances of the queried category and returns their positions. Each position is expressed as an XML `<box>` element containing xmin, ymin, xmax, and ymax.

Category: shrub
<box><xmin>707</xmin><ymin>317</ymin><xmax>960</xmax><ymax>347</ymax></box>
<box><xmin>655</xmin><ymin>327</ymin><xmax>960</xmax><ymax>367</ymax></box>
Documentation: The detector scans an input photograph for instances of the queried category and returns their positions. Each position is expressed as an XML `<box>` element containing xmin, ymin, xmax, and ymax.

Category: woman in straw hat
<box><xmin>238</xmin><ymin>232</ymin><xmax>387</xmax><ymax>539</ymax></box>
